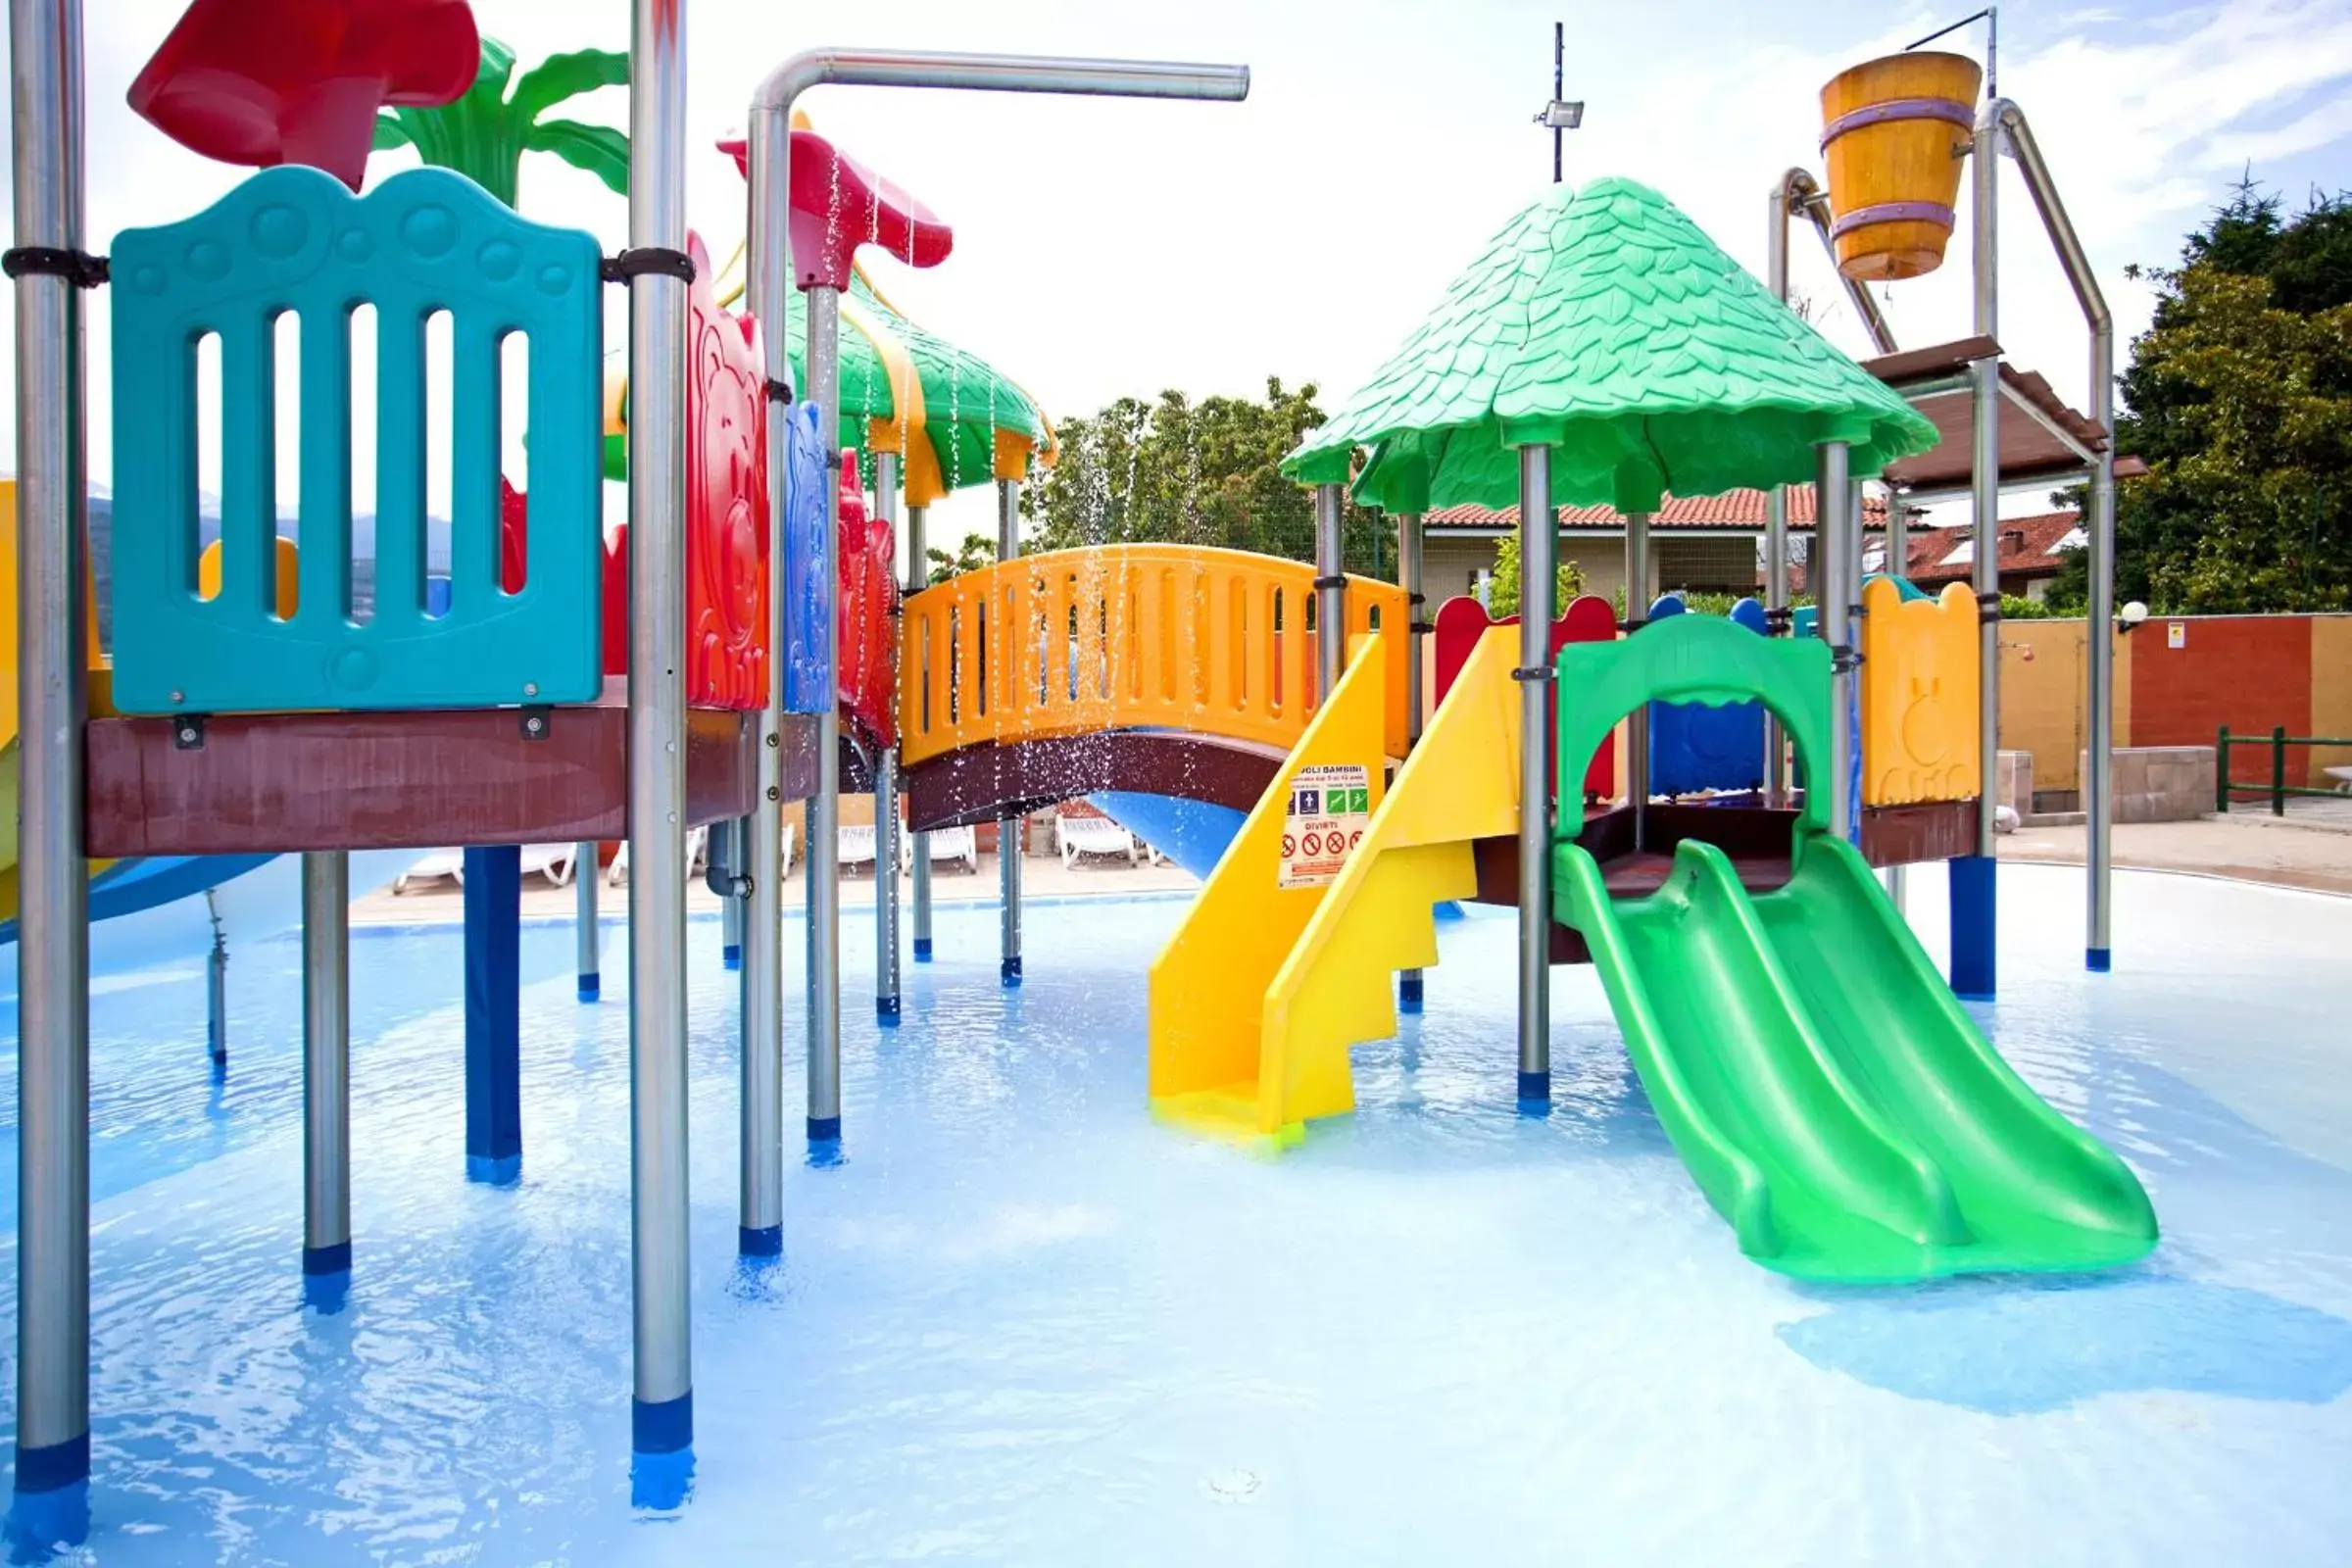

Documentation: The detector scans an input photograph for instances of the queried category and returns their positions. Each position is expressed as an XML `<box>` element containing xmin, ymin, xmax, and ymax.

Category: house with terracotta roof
<box><xmin>1424</xmin><ymin>485</ymin><xmax>1890</xmax><ymax>605</ymax></box>
<box><xmin>1889</xmin><ymin>511</ymin><xmax>2085</xmax><ymax>601</ymax></box>
<box><xmin>1425</xmin><ymin>486</ymin><xmax>2086</xmax><ymax>607</ymax></box>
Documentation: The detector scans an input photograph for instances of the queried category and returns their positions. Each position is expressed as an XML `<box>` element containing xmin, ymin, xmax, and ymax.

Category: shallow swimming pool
<box><xmin>2</xmin><ymin>861</ymin><xmax>2349</xmax><ymax>1564</ymax></box>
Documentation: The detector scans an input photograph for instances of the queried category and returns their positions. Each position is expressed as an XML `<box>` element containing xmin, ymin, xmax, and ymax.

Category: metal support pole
<box><xmin>1314</xmin><ymin>482</ymin><xmax>1347</xmax><ymax>697</ymax></box>
<box><xmin>1624</xmin><ymin>511</ymin><xmax>1651</xmax><ymax>845</ymax></box>
<box><xmin>624</xmin><ymin>0</ymin><xmax>693</xmax><ymax>1461</ymax></box>
<box><xmin>1950</xmin><ymin>98</ymin><xmax>2004</xmax><ymax>1001</ymax></box>
<box><xmin>205</xmin><ymin>891</ymin><xmax>228</xmax><ymax>1067</ymax></box>
<box><xmin>1818</xmin><ymin>444</ymin><xmax>1856</xmax><ymax>844</ymax></box>
<box><xmin>1397</xmin><ymin>509</ymin><xmax>1426</xmax><ymax>1014</ymax></box>
<box><xmin>743</xmin><ymin>40</ymin><xmax>1246</xmax><ymax>1090</ymax></box>
<box><xmin>1515</xmin><ymin>444</ymin><xmax>1554</xmax><ymax>1104</ymax></box>
<box><xmin>804</xmin><ymin>283</ymin><xmax>845</xmax><ymax>1134</ymax></box>
<box><xmin>998</xmin><ymin>474</ymin><xmax>1024</xmax><ymax>988</ymax></box>
<box><xmin>1994</xmin><ymin>100</ymin><xmax>2118</xmax><ymax>972</ymax></box>
<box><xmin>12</xmin><ymin>0</ymin><xmax>93</xmax><ymax>1525</ymax></box>
<box><xmin>574</xmin><ymin>840</ymin><xmax>601</xmax><ymax>1001</ymax></box>
<box><xmin>906</xmin><ymin>502</ymin><xmax>934</xmax><ymax>960</ymax></box>
<box><xmin>1763</xmin><ymin>174</ymin><xmax>1796</xmax><ymax>808</ymax></box>
<box><xmin>1885</xmin><ymin>496</ymin><xmax>1909</xmax><ymax>910</ymax></box>
<box><xmin>301</xmin><ymin>853</ymin><xmax>351</xmax><ymax>1286</ymax></box>
<box><xmin>721</xmin><ymin>867</ymin><xmax>743</xmax><ymax>968</ymax></box>
<box><xmin>873</xmin><ymin>451</ymin><xmax>903</xmax><ymax>1023</ymax></box>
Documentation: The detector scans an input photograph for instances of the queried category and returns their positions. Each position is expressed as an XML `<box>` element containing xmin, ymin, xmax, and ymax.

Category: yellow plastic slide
<box><xmin>1149</xmin><ymin>623</ymin><xmax>1523</xmax><ymax>1144</ymax></box>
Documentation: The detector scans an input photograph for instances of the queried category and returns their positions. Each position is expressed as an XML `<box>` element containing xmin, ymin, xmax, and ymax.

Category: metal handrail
<box><xmin>2216</xmin><ymin>725</ymin><xmax>2352</xmax><ymax>815</ymax></box>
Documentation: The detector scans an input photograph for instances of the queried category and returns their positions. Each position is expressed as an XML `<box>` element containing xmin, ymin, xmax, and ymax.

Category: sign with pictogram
<box><xmin>1279</xmin><ymin>762</ymin><xmax>1372</xmax><ymax>889</ymax></box>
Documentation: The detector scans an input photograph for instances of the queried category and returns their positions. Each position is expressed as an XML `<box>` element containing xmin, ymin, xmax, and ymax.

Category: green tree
<box><xmin>2047</xmin><ymin>182</ymin><xmax>2352</xmax><ymax>613</ymax></box>
<box><xmin>1485</xmin><ymin>532</ymin><xmax>1584</xmax><ymax>618</ymax></box>
<box><xmin>1024</xmin><ymin>377</ymin><xmax>1391</xmax><ymax>576</ymax></box>
<box><xmin>927</xmin><ymin>533</ymin><xmax>997</xmax><ymax>585</ymax></box>
<box><xmin>371</xmin><ymin>37</ymin><xmax>628</xmax><ymax>208</ymax></box>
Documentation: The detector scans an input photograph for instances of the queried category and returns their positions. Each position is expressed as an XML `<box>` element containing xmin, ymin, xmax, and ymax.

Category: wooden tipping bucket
<box><xmin>1819</xmin><ymin>51</ymin><xmax>1983</xmax><ymax>281</ymax></box>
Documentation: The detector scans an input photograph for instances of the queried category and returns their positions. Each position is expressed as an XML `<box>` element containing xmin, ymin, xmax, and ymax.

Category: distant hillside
<box><xmin>88</xmin><ymin>500</ymin><xmax>445</xmax><ymax>643</ymax></box>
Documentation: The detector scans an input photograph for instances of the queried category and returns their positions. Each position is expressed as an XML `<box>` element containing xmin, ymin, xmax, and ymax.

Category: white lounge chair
<box><xmin>1054</xmin><ymin>809</ymin><xmax>1141</xmax><ymax>868</ymax></box>
<box><xmin>392</xmin><ymin>842</ymin><xmax>581</xmax><ymax>893</ymax></box>
<box><xmin>607</xmin><ymin>824</ymin><xmax>710</xmax><ymax>887</ymax></box>
<box><xmin>901</xmin><ymin>822</ymin><xmax>979</xmax><ymax>873</ymax></box>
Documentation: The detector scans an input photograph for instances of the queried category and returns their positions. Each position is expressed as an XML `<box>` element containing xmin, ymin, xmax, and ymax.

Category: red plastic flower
<box><xmin>715</xmin><ymin>129</ymin><xmax>953</xmax><ymax>290</ymax></box>
<box><xmin>128</xmin><ymin>0</ymin><xmax>480</xmax><ymax>190</ymax></box>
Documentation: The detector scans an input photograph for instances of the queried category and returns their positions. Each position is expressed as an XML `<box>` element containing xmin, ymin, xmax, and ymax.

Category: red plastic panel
<box><xmin>716</xmin><ymin>129</ymin><xmax>952</xmax><ymax>290</ymax></box>
<box><xmin>1431</xmin><ymin>594</ymin><xmax>1618</xmax><ymax>802</ymax></box>
<box><xmin>835</xmin><ymin>455</ymin><xmax>898</xmax><ymax>747</ymax></box>
<box><xmin>127</xmin><ymin>0</ymin><xmax>479</xmax><ymax>190</ymax></box>
<box><xmin>586</xmin><ymin>233</ymin><xmax>770</xmax><ymax>710</ymax></box>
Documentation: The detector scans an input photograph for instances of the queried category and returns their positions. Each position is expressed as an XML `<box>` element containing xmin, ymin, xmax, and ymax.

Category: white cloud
<box><xmin>4</xmin><ymin>0</ymin><xmax>2350</xmax><ymax>557</ymax></box>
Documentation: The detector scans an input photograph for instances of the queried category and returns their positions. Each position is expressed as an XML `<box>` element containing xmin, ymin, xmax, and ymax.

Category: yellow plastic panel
<box><xmin>1256</xmin><ymin>626</ymin><xmax>1524</xmax><ymax>1136</ymax></box>
<box><xmin>1148</xmin><ymin>632</ymin><xmax>1393</xmax><ymax>1142</ymax></box>
<box><xmin>197</xmin><ymin>534</ymin><xmax>301</xmax><ymax>620</ymax></box>
<box><xmin>1861</xmin><ymin>578</ymin><xmax>1980</xmax><ymax>805</ymax></box>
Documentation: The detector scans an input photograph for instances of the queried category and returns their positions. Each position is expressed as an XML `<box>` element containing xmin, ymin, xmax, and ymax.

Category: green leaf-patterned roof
<box><xmin>1284</xmin><ymin>177</ymin><xmax>1937</xmax><ymax>514</ymax></box>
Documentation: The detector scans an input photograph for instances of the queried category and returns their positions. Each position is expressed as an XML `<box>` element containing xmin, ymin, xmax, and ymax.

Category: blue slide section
<box><xmin>0</xmin><ymin>855</ymin><xmax>274</xmax><ymax>947</ymax></box>
<box><xmin>1088</xmin><ymin>792</ymin><xmax>1245</xmax><ymax>882</ymax></box>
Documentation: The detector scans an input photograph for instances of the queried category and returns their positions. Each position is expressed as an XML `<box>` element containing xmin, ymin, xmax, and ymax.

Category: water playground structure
<box><xmin>6</xmin><ymin>0</ymin><xmax>2162</xmax><ymax>1539</ymax></box>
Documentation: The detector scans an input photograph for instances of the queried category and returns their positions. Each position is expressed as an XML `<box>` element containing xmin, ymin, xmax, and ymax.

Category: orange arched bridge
<box><xmin>898</xmin><ymin>546</ymin><xmax>1411</xmax><ymax>831</ymax></box>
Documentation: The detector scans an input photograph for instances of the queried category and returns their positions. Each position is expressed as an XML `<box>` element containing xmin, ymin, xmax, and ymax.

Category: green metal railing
<box><xmin>2216</xmin><ymin>726</ymin><xmax>2352</xmax><ymax>816</ymax></box>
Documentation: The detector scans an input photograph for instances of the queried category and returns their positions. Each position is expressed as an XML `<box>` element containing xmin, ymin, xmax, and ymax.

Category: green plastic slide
<box><xmin>1548</xmin><ymin>613</ymin><xmax>2157</xmax><ymax>1282</ymax></box>
<box><xmin>1556</xmin><ymin>834</ymin><xmax>2156</xmax><ymax>1281</ymax></box>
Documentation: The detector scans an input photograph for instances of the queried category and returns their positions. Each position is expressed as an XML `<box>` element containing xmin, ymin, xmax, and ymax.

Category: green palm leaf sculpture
<box><xmin>371</xmin><ymin>36</ymin><xmax>627</xmax><ymax>208</ymax></box>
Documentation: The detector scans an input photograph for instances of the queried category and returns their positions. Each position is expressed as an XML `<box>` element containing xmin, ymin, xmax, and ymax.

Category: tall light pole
<box><xmin>1534</xmin><ymin>24</ymin><xmax>1581</xmax><ymax>182</ymax></box>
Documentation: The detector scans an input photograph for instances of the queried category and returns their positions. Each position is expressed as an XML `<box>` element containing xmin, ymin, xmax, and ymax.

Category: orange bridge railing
<box><xmin>898</xmin><ymin>546</ymin><xmax>1410</xmax><ymax>767</ymax></box>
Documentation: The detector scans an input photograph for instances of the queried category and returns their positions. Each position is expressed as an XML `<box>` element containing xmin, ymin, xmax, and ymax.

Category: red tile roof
<box><xmin>1787</xmin><ymin>509</ymin><xmax>2083</xmax><ymax>593</ymax></box>
<box><xmin>1426</xmin><ymin>484</ymin><xmax>1890</xmax><ymax>530</ymax></box>
<box><xmin>1897</xmin><ymin>511</ymin><xmax>2083</xmax><ymax>586</ymax></box>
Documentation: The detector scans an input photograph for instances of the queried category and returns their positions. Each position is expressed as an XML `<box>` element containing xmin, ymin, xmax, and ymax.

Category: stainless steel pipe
<box><xmin>12</xmin><ymin>0</ymin><xmax>93</xmax><ymax>1511</ymax></box>
<box><xmin>624</xmin><ymin>0</ymin><xmax>694</xmax><ymax>1457</ymax></box>
<box><xmin>301</xmin><ymin>853</ymin><xmax>351</xmax><ymax>1280</ymax></box>
<box><xmin>803</xmin><ymin>284</ymin><xmax>845</xmax><ymax>1135</ymax></box>
<box><xmin>998</xmin><ymin>475</ymin><xmax>1024</xmax><ymax>988</ymax></box>
<box><xmin>1515</xmin><ymin>444</ymin><xmax>1554</xmax><ymax>1102</ymax></box>
<box><xmin>1397</xmin><ymin>509</ymin><xmax>1426</xmax><ymax>1014</ymax></box>
<box><xmin>574</xmin><ymin>841</ymin><xmax>601</xmax><ymax>1000</ymax></box>
<box><xmin>1314</xmin><ymin>482</ymin><xmax>1346</xmax><ymax>697</ymax></box>
<box><xmin>1817</xmin><ymin>444</ymin><xmax>1856</xmax><ymax>841</ymax></box>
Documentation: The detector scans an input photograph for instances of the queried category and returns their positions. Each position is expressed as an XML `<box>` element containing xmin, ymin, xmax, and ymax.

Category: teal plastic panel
<box><xmin>109</xmin><ymin>166</ymin><xmax>603</xmax><ymax>712</ymax></box>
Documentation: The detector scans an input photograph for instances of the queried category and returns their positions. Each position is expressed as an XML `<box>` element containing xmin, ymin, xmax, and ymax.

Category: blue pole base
<box><xmin>1001</xmin><ymin>956</ymin><xmax>1022</xmax><ymax>988</ymax></box>
<box><xmin>631</xmin><ymin>1391</ymin><xmax>694</xmax><ymax>1457</ymax></box>
<box><xmin>302</xmin><ymin>1240</ymin><xmax>352</xmax><ymax>1277</ymax></box>
<box><xmin>1516</xmin><ymin>1069</ymin><xmax>1550</xmax><ymax>1103</ymax></box>
<box><xmin>721</xmin><ymin>945</ymin><xmax>742</xmax><ymax>971</ymax></box>
<box><xmin>912</xmin><ymin>937</ymin><xmax>933</xmax><ymax>962</ymax></box>
<box><xmin>577</xmin><ymin>974</ymin><xmax>600</xmax><ymax>1003</ymax></box>
<box><xmin>1398</xmin><ymin>974</ymin><xmax>1425</xmax><ymax>1014</ymax></box>
<box><xmin>738</xmin><ymin>1223</ymin><xmax>783</xmax><ymax>1258</ymax></box>
<box><xmin>12</xmin><ymin>1436</ymin><xmax>88</xmax><ymax>1497</ymax></box>
<box><xmin>807</xmin><ymin>1116</ymin><xmax>841</xmax><ymax>1145</ymax></box>
<box><xmin>466</xmin><ymin>1152</ymin><xmax>523</xmax><ymax>1186</ymax></box>
<box><xmin>2086</xmin><ymin>947</ymin><xmax>2112</xmax><ymax>972</ymax></box>
<box><xmin>302</xmin><ymin>1266</ymin><xmax>352</xmax><ymax>1314</ymax></box>
<box><xmin>1948</xmin><ymin>854</ymin><xmax>1998</xmax><ymax>1002</ymax></box>
<box><xmin>7</xmin><ymin>1464</ymin><xmax>88</xmax><ymax>1555</ymax></box>
<box><xmin>876</xmin><ymin>996</ymin><xmax>901</xmax><ymax>1026</ymax></box>
<box><xmin>629</xmin><ymin>1445</ymin><xmax>696</xmax><ymax>1511</ymax></box>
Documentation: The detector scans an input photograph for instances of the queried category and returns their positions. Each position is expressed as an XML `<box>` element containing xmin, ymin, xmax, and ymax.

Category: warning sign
<box><xmin>1279</xmin><ymin>763</ymin><xmax>1372</xmax><ymax>889</ymax></box>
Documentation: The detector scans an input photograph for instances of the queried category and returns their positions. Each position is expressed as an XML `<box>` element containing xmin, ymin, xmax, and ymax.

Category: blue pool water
<box><xmin>2</xmin><ymin>862</ymin><xmax>2350</xmax><ymax>1564</ymax></box>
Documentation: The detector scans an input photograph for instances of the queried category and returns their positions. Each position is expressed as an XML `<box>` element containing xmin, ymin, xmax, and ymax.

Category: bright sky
<box><xmin>7</xmin><ymin>0</ymin><xmax>2352</xmax><ymax>550</ymax></box>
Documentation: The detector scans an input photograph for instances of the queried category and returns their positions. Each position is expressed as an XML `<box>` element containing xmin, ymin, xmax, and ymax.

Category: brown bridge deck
<box><xmin>901</xmin><ymin>730</ymin><xmax>1288</xmax><ymax>835</ymax></box>
<box><xmin>85</xmin><ymin>677</ymin><xmax>803</xmax><ymax>857</ymax></box>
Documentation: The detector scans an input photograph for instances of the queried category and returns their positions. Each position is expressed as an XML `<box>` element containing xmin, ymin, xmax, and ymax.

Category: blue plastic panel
<box><xmin>778</xmin><ymin>401</ymin><xmax>832</xmax><ymax>714</ymax></box>
<box><xmin>1647</xmin><ymin>595</ymin><xmax>1769</xmax><ymax>796</ymax></box>
<box><xmin>109</xmin><ymin>167</ymin><xmax>603</xmax><ymax>712</ymax></box>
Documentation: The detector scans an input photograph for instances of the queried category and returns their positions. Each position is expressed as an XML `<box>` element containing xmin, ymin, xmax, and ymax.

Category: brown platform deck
<box><xmin>1863</xmin><ymin>336</ymin><xmax>2145</xmax><ymax>494</ymax></box>
<box><xmin>1469</xmin><ymin>797</ymin><xmax>1982</xmax><ymax>964</ymax></box>
<box><xmin>85</xmin><ymin>678</ymin><xmax>808</xmax><ymax>857</ymax></box>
